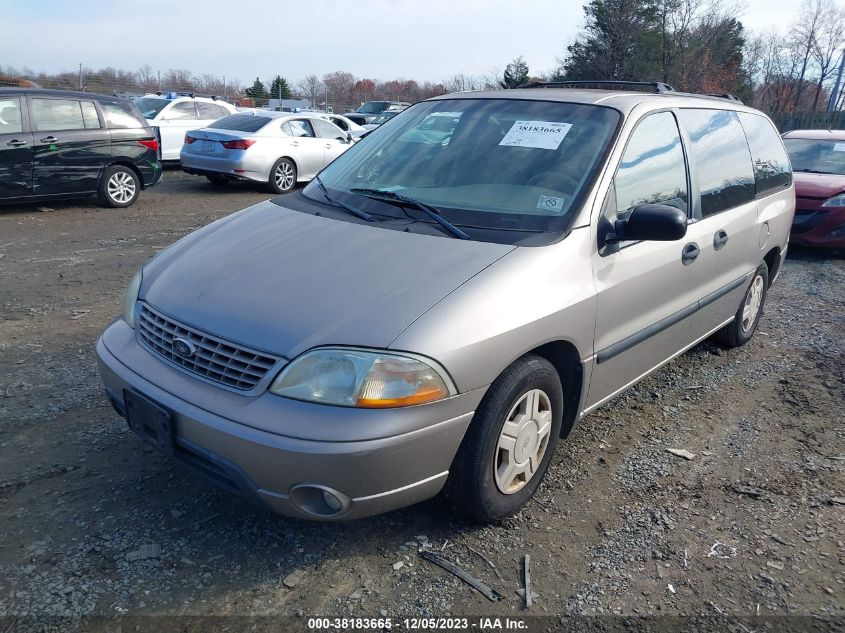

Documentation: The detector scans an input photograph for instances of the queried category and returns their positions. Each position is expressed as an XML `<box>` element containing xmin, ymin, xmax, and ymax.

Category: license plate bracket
<box><xmin>201</xmin><ymin>140</ymin><xmax>214</xmax><ymax>153</ymax></box>
<box><xmin>124</xmin><ymin>390</ymin><xmax>174</xmax><ymax>457</ymax></box>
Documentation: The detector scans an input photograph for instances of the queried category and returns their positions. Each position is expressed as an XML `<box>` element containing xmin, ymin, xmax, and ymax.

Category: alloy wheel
<box><xmin>107</xmin><ymin>171</ymin><xmax>136</xmax><ymax>204</ymax></box>
<box><xmin>274</xmin><ymin>162</ymin><xmax>295</xmax><ymax>191</ymax></box>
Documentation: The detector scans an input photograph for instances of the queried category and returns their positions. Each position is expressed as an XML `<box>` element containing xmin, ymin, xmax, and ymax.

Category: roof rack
<box><xmin>517</xmin><ymin>80</ymin><xmax>675</xmax><ymax>93</ymax></box>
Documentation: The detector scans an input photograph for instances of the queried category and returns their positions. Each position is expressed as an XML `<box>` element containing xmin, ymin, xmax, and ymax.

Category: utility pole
<box><xmin>223</xmin><ymin>75</ymin><xmax>226</xmax><ymax>100</ymax></box>
<box><xmin>828</xmin><ymin>48</ymin><xmax>845</xmax><ymax>112</ymax></box>
<box><xmin>78</xmin><ymin>63</ymin><xmax>82</xmax><ymax>91</ymax></box>
<box><xmin>157</xmin><ymin>70</ymin><xmax>161</xmax><ymax>92</ymax></box>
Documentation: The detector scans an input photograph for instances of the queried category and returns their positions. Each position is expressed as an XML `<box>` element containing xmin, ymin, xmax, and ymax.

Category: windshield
<box><xmin>784</xmin><ymin>138</ymin><xmax>845</xmax><ymax>175</ymax></box>
<box><xmin>133</xmin><ymin>97</ymin><xmax>169</xmax><ymax>119</ymax></box>
<box><xmin>305</xmin><ymin>98</ymin><xmax>620</xmax><ymax>245</ymax></box>
<box><xmin>357</xmin><ymin>101</ymin><xmax>390</xmax><ymax>114</ymax></box>
<box><xmin>209</xmin><ymin>113</ymin><xmax>272</xmax><ymax>132</ymax></box>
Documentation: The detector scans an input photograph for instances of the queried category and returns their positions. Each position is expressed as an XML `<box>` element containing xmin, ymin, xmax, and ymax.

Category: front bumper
<box><xmin>790</xmin><ymin>206</ymin><xmax>845</xmax><ymax>247</ymax></box>
<box><xmin>96</xmin><ymin>320</ymin><xmax>482</xmax><ymax>520</ymax></box>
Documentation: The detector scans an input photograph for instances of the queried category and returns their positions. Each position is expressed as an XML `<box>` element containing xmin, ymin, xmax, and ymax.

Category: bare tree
<box><xmin>296</xmin><ymin>74</ymin><xmax>324</xmax><ymax>107</ymax></box>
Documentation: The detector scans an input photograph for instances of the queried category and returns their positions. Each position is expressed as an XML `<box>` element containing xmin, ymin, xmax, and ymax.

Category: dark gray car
<box><xmin>97</xmin><ymin>85</ymin><xmax>794</xmax><ymax>521</ymax></box>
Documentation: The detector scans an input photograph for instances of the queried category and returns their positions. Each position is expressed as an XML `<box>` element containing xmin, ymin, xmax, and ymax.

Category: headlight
<box><xmin>122</xmin><ymin>269</ymin><xmax>142</xmax><ymax>328</ymax></box>
<box><xmin>821</xmin><ymin>193</ymin><xmax>845</xmax><ymax>207</ymax></box>
<box><xmin>269</xmin><ymin>348</ymin><xmax>455</xmax><ymax>408</ymax></box>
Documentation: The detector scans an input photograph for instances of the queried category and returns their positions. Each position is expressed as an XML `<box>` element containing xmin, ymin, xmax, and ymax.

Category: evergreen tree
<box><xmin>500</xmin><ymin>56</ymin><xmax>530</xmax><ymax>88</ymax></box>
<box><xmin>269</xmin><ymin>75</ymin><xmax>291</xmax><ymax>99</ymax></box>
<box><xmin>245</xmin><ymin>77</ymin><xmax>267</xmax><ymax>99</ymax></box>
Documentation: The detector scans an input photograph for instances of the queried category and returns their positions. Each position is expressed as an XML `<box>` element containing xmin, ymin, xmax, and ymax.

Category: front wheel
<box><xmin>712</xmin><ymin>263</ymin><xmax>769</xmax><ymax>348</ymax></box>
<box><xmin>268</xmin><ymin>158</ymin><xmax>297</xmax><ymax>194</ymax></box>
<box><xmin>447</xmin><ymin>354</ymin><xmax>563</xmax><ymax>522</ymax></box>
<box><xmin>98</xmin><ymin>165</ymin><xmax>140</xmax><ymax>208</ymax></box>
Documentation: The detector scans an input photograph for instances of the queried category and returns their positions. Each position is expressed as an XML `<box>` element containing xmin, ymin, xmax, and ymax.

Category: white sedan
<box><xmin>180</xmin><ymin>111</ymin><xmax>354</xmax><ymax>193</ymax></box>
<box><xmin>318</xmin><ymin>113</ymin><xmax>368</xmax><ymax>139</ymax></box>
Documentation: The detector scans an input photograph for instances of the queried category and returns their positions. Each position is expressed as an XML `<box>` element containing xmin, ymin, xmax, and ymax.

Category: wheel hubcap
<box><xmin>494</xmin><ymin>389</ymin><xmax>553</xmax><ymax>495</ymax></box>
<box><xmin>741</xmin><ymin>274</ymin><xmax>764</xmax><ymax>332</ymax></box>
<box><xmin>107</xmin><ymin>172</ymin><xmax>136</xmax><ymax>203</ymax></box>
<box><xmin>275</xmin><ymin>162</ymin><xmax>294</xmax><ymax>190</ymax></box>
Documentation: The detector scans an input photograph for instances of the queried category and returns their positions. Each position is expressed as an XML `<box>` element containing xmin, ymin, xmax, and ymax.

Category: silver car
<box><xmin>98</xmin><ymin>84</ymin><xmax>794</xmax><ymax>522</ymax></box>
<box><xmin>180</xmin><ymin>111</ymin><xmax>354</xmax><ymax>193</ymax></box>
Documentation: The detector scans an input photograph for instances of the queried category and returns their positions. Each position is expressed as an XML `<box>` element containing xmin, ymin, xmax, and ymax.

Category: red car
<box><xmin>782</xmin><ymin>129</ymin><xmax>845</xmax><ymax>247</ymax></box>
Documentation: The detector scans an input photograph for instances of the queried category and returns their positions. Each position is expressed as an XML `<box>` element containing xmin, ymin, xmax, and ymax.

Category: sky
<box><xmin>0</xmin><ymin>0</ymin><xmax>810</xmax><ymax>85</ymax></box>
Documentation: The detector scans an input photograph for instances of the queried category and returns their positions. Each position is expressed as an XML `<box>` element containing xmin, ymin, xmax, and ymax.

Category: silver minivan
<box><xmin>97</xmin><ymin>83</ymin><xmax>795</xmax><ymax>522</ymax></box>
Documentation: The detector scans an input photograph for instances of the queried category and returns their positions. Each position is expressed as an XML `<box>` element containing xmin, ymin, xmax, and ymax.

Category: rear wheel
<box><xmin>268</xmin><ymin>158</ymin><xmax>297</xmax><ymax>194</ymax></box>
<box><xmin>98</xmin><ymin>165</ymin><xmax>140</xmax><ymax>208</ymax></box>
<box><xmin>206</xmin><ymin>174</ymin><xmax>228</xmax><ymax>186</ymax></box>
<box><xmin>712</xmin><ymin>263</ymin><xmax>769</xmax><ymax>348</ymax></box>
<box><xmin>447</xmin><ymin>354</ymin><xmax>563</xmax><ymax>522</ymax></box>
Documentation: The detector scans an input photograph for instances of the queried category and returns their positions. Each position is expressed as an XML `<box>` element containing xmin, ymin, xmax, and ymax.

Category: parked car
<box><xmin>180</xmin><ymin>111</ymin><xmax>353</xmax><ymax>193</ymax></box>
<box><xmin>782</xmin><ymin>129</ymin><xmax>845</xmax><ymax>248</ymax></box>
<box><xmin>318</xmin><ymin>113</ymin><xmax>367</xmax><ymax>139</ymax></box>
<box><xmin>362</xmin><ymin>109</ymin><xmax>402</xmax><ymax>130</ymax></box>
<box><xmin>0</xmin><ymin>88</ymin><xmax>161</xmax><ymax>208</ymax></box>
<box><xmin>97</xmin><ymin>84</ymin><xmax>793</xmax><ymax>522</ymax></box>
<box><xmin>133</xmin><ymin>93</ymin><xmax>237</xmax><ymax>161</ymax></box>
<box><xmin>351</xmin><ymin>100</ymin><xmax>410</xmax><ymax>124</ymax></box>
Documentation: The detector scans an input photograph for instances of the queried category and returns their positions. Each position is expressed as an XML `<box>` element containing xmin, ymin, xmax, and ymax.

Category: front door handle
<box><xmin>6</xmin><ymin>139</ymin><xmax>27</xmax><ymax>147</ymax></box>
<box><xmin>713</xmin><ymin>229</ymin><xmax>729</xmax><ymax>251</ymax></box>
<box><xmin>40</xmin><ymin>135</ymin><xmax>59</xmax><ymax>143</ymax></box>
<box><xmin>682</xmin><ymin>242</ymin><xmax>700</xmax><ymax>265</ymax></box>
<box><xmin>290</xmin><ymin>141</ymin><xmax>299</xmax><ymax>147</ymax></box>
<box><xmin>325</xmin><ymin>143</ymin><xmax>333</xmax><ymax>149</ymax></box>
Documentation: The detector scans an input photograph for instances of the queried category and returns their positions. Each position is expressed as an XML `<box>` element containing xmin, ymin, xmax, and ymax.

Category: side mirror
<box><xmin>608</xmin><ymin>204</ymin><xmax>687</xmax><ymax>242</ymax></box>
<box><xmin>346</xmin><ymin>132</ymin><xmax>354</xmax><ymax>143</ymax></box>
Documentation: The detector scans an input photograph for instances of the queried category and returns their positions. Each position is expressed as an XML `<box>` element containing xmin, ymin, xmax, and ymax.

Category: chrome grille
<box><xmin>137</xmin><ymin>304</ymin><xmax>278</xmax><ymax>390</ymax></box>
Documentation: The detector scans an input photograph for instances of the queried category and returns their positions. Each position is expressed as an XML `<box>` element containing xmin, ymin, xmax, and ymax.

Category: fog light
<box><xmin>322</xmin><ymin>490</ymin><xmax>342</xmax><ymax>512</ymax></box>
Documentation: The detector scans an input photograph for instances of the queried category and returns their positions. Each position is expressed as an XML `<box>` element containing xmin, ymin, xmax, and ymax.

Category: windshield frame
<box><xmin>304</xmin><ymin>97</ymin><xmax>624</xmax><ymax>246</ymax></box>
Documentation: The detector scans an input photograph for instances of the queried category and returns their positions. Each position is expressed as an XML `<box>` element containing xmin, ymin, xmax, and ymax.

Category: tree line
<box><xmin>2</xmin><ymin>0</ymin><xmax>842</xmax><ymax>114</ymax></box>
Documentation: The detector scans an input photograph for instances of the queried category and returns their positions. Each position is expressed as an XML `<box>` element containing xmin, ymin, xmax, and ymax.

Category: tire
<box><xmin>98</xmin><ymin>165</ymin><xmax>140</xmax><ymax>208</ymax></box>
<box><xmin>268</xmin><ymin>157</ymin><xmax>297</xmax><ymax>194</ymax></box>
<box><xmin>206</xmin><ymin>174</ymin><xmax>228</xmax><ymax>186</ymax></box>
<box><xmin>447</xmin><ymin>354</ymin><xmax>564</xmax><ymax>522</ymax></box>
<box><xmin>712</xmin><ymin>262</ymin><xmax>769</xmax><ymax>348</ymax></box>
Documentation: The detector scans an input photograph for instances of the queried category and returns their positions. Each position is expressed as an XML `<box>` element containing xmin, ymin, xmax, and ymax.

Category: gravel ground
<box><xmin>0</xmin><ymin>171</ymin><xmax>843</xmax><ymax>632</ymax></box>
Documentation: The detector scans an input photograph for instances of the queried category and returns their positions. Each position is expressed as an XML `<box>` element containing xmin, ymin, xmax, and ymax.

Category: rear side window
<box><xmin>209</xmin><ymin>114</ymin><xmax>271</xmax><ymax>132</ymax></box>
<box><xmin>101</xmin><ymin>102</ymin><xmax>144</xmax><ymax>129</ymax></box>
<box><xmin>165</xmin><ymin>102</ymin><xmax>198</xmax><ymax>120</ymax></box>
<box><xmin>330</xmin><ymin>117</ymin><xmax>349</xmax><ymax>131</ymax></box>
<box><xmin>0</xmin><ymin>97</ymin><xmax>24</xmax><ymax>133</ymax></box>
<box><xmin>197</xmin><ymin>102</ymin><xmax>227</xmax><ymax>119</ymax></box>
<box><xmin>312</xmin><ymin>118</ymin><xmax>345</xmax><ymax>139</ymax></box>
<box><xmin>738</xmin><ymin>112</ymin><xmax>792</xmax><ymax>196</ymax></box>
<box><xmin>287</xmin><ymin>119</ymin><xmax>315</xmax><ymax>137</ymax></box>
<box><xmin>678</xmin><ymin>109</ymin><xmax>755</xmax><ymax>217</ymax></box>
<box><xmin>80</xmin><ymin>101</ymin><xmax>101</xmax><ymax>128</ymax></box>
<box><xmin>614</xmin><ymin>111</ymin><xmax>689</xmax><ymax>220</ymax></box>
<box><xmin>31</xmin><ymin>98</ymin><xmax>86</xmax><ymax>131</ymax></box>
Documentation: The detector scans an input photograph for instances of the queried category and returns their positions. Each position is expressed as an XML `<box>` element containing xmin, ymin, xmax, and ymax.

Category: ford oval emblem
<box><xmin>172</xmin><ymin>338</ymin><xmax>196</xmax><ymax>359</ymax></box>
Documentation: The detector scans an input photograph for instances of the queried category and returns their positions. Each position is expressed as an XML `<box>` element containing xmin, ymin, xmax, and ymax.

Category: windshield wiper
<box><xmin>350</xmin><ymin>188</ymin><xmax>470</xmax><ymax>240</ymax></box>
<box><xmin>314</xmin><ymin>176</ymin><xmax>376</xmax><ymax>222</ymax></box>
<box><xmin>796</xmin><ymin>168</ymin><xmax>834</xmax><ymax>174</ymax></box>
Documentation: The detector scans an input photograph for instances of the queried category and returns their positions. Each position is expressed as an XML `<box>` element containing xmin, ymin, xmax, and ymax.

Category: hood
<box><xmin>140</xmin><ymin>200</ymin><xmax>514</xmax><ymax>359</ymax></box>
<box><xmin>793</xmin><ymin>171</ymin><xmax>845</xmax><ymax>199</ymax></box>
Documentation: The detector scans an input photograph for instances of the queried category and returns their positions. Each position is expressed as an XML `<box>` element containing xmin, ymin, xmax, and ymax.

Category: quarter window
<box><xmin>0</xmin><ymin>97</ymin><xmax>24</xmax><ymax>134</ymax></box>
<box><xmin>31</xmin><ymin>98</ymin><xmax>86</xmax><ymax>131</ymax></box>
<box><xmin>613</xmin><ymin>111</ymin><xmax>689</xmax><ymax>220</ymax></box>
<box><xmin>165</xmin><ymin>102</ymin><xmax>198</xmax><ymax>120</ymax></box>
<box><xmin>678</xmin><ymin>109</ymin><xmax>755</xmax><ymax>217</ymax></box>
<box><xmin>197</xmin><ymin>102</ymin><xmax>226</xmax><ymax>119</ymax></box>
<box><xmin>101</xmin><ymin>102</ymin><xmax>143</xmax><ymax>129</ymax></box>
<box><xmin>738</xmin><ymin>112</ymin><xmax>792</xmax><ymax>196</ymax></box>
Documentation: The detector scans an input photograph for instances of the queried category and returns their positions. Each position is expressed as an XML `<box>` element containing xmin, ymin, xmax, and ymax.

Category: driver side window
<box><xmin>611</xmin><ymin>111</ymin><xmax>689</xmax><ymax>222</ymax></box>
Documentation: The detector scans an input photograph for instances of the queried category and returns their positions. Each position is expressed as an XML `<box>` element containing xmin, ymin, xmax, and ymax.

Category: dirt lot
<box><xmin>1</xmin><ymin>170</ymin><xmax>843</xmax><ymax>632</ymax></box>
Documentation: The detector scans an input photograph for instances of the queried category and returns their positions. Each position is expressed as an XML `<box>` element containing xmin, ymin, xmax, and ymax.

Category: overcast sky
<box><xmin>0</xmin><ymin>0</ymin><xmax>810</xmax><ymax>85</ymax></box>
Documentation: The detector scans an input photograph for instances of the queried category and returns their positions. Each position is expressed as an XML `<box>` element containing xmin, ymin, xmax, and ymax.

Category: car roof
<box><xmin>781</xmin><ymin>128</ymin><xmax>845</xmax><ymax>141</ymax></box>
<box><xmin>0</xmin><ymin>87</ymin><xmax>131</xmax><ymax>103</ymax></box>
<box><xmin>428</xmin><ymin>88</ymin><xmax>759</xmax><ymax>115</ymax></box>
<box><xmin>139</xmin><ymin>93</ymin><xmax>230</xmax><ymax>104</ymax></box>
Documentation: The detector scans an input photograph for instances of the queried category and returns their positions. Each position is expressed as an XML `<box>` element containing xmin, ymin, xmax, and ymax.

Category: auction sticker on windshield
<box><xmin>499</xmin><ymin>120</ymin><xmax>572</xmax><ymax>150</ymax></box>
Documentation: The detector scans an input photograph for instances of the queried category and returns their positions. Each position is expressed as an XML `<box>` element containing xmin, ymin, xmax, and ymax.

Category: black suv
<box><xmin>0</xmin><ymin>89</ymin><xmax>162</xmax><ymax>208</ymax></box>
